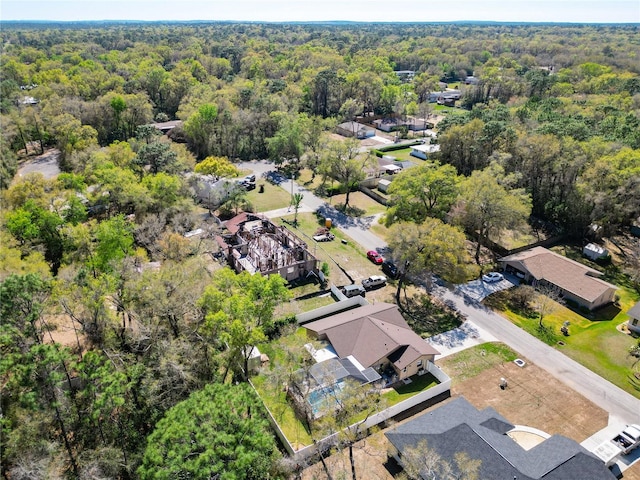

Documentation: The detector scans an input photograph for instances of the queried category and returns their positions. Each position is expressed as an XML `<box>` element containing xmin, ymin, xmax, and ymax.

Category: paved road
<box><xmin>433</xmin><ymin>283</ymin><xmax>640</xmax><ymax>425</ymax></box>
<box><xmin>240</xmin><ymin>159</ymin><xmax>640</xmax><ymax>424</ymax></box>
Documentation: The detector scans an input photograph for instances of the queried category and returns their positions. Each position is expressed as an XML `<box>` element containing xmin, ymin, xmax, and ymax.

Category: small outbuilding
<box><xmin>583</xmin><ymin>243</ymin><xmax>608</xmax><ymax>261</ymax></box>
<box><xmin>378</xmin><ymin>179</ymin><xmax>392</xmax><ymax>193</ymax></box>
<box><xmin>410</xmin><ymin>143</ymin><xmax>441</xmax><ymax>160</ymax></box>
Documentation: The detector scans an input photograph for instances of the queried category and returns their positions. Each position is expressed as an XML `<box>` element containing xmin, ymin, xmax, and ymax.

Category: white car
<box><xmin>362</xmin><ymin>275</ymin><xmax>387</xmax><ymax>290</ymax></box>
<box><xmin>482</xmin><ymin>272</ymin><xmax>504</xmax><ymax>283</ymax></box>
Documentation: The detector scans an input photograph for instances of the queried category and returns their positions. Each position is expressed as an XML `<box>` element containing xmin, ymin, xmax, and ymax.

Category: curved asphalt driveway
<box><xmin>239</xmin><ymin>159</ymin><xmax>640</xmax><ymax>424</ymax></box>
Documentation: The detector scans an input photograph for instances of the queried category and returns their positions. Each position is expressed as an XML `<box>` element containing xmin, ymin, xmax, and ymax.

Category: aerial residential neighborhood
<box><xmin>1</xmin><ymin>7</ymin><xmax>639</xmax><ymax>480</ymax></box>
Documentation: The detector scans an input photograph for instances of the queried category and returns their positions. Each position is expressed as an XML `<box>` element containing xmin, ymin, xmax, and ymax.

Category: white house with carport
<box><xmin>410</xmin><ymin>143</ymin><xmax>440</xmax><ymax>160</ymax></box>
<box><xmin>499</xmin><ymin>246</ymin><xmax>617</xmax><ymax>311</ymax></box>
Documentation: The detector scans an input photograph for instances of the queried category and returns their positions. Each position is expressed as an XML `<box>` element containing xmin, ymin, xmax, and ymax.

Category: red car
<box><xmin>367</xmin><ymin>250</ymin><xmax>384</xmax><ymax>264</ymax></box>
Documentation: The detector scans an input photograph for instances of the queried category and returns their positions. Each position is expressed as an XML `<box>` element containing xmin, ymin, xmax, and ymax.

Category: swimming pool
<box><xmin>308</xmin><ymin>381</ymin><xmax>345</xmax><ymax>417</ymax></box>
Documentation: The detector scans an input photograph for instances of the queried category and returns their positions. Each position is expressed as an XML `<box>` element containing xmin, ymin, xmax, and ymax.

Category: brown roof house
<box><xmin>303</xmin><ymin>302</ymin><xmax>440</xmax><ymax>384</ymax></box>
<box><xmin>291</xmin><ymin>302</ymin><xmax>440</xmax><ymax>419</ymax></box>
<box><xmin>217</xmin><ymin>212</ymin><xmax>318</xmax><ymax>282</ymax></box>
<box><xmin>499</xmin><ymin>247</ymin><xmax>617</xmax><ymax>311</ymax></box>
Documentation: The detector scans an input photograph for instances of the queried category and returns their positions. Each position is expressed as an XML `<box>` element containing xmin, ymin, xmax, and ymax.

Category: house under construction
<box><xmin>217</xmin><ymin>212</ymin><xmax>318</xmax><ymax>282</ymax></box>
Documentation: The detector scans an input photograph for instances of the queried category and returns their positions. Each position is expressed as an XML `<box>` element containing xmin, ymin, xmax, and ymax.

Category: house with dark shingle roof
<box><xmin>303</xmin><ymin>302</ymin><xmax>439</xmax><ymax>382</ymax></box>
<box><xmin>499</xmin><ymin>246</ymin><xmax>617</xmax><ymax>311</ymax></box>
<box><xmin>386</xmin><ymin>396</ymin><xmax>616</xmax><ymax>480</ymax></box>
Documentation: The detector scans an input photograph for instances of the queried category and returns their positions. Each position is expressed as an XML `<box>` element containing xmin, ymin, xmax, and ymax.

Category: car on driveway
<box><xmin>362</xmin><ymin>275</ymin><xmax>387</xmax><ymax>290</ymax></box>
<box><xmin>482</xmin><ymin>272</ymin><xmax>504</xmax><ymax>283</ymax></box>
<box><xmin>342</xmin><ymin>284</ymin><xmax>366</xmax><ymax>298</ymax></box>
<box><xmin>382</xmin><ymin>260</ymin><xmax>399</xmax><ymax>279</ymax></box>
<box><xmin>367</xmin><ymin>250</ymin><xmax>384</xmax><ymax>264</ymax></box>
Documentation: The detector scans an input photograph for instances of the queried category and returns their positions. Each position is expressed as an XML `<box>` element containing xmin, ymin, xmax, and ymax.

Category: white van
<box><xmin>362</xmin><ymin>275</ymin><xmax>387</xmax><ymax>290</ymax></box>
<box><xmin>342</xmin><ymin>284</ymin><xmax>366</xmax><ymax>298</ymax></box>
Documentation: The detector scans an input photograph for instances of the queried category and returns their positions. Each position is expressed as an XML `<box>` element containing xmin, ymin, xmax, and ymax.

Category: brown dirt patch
<box><xmin>301</xmin><ymin>430</ymin><xmax>393</xmax><ymax>480</ymax></box>
<box><xmin>43</xmin><ymin>314</ymin><xmax>87</xmax><ymax>353</ymax></box>
<box><xmin>442</xmin><ymin>356</ymin><xmax>608</xmax><ymax>442</ymax></box>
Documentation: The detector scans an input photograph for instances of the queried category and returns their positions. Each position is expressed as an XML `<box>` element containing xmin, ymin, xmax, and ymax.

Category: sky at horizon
<box><xmin>2</xmin><ymin>0</ymin><xmax>640</xmax><ymax>24</ymax></box>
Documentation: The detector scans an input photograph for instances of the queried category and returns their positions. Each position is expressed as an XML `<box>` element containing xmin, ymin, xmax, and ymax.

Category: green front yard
<box><xmin>375</xmin><ymin>147</ymin><xmax>416</xmax><ymax>162</ymax></box>
<box><xmin>275</xmin><ymin>212</ymin><xmax>386</xmax><ymax>282</ymax></box>
<box><xmin>245</xmin><ymin>180</ymin><xmax>292</xmax><ymax>212</ymax></box>
<box><xmin>485</xmin><ymin>285</ymin><xmax>640</xmax><ymax>398</ymax></box>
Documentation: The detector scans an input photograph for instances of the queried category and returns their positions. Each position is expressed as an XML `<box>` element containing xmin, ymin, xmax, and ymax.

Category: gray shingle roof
<box><xmin>385</xmin><ymin>397</ymin><xmax>616</xmax><ymax>480</ymax></box>
<box><xmin>628</xmin><ymin>301</ymin><xmax>640</xmax><ymax>321</ymax></box>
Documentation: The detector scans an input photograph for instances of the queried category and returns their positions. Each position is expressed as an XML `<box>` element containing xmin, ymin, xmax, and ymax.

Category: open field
<box><xmin>439</xmin><ymin>343</ymin><xmax>608</xmax><ymax>441</ymax></box>
<box><xmin>300</xmin><ymin>341</ymin><xmax>613</xmax><ymax>479</ymax></box>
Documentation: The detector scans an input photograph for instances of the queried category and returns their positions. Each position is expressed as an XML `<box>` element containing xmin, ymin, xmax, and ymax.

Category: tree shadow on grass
<box><xmin>334</xmin><ymin>203</ymin><xmax>366</xmax><ymax>218</ymax></box>
<box><xmin>400</xmin><ymin>293</ymin><xmax>463</xmax><ymax>337</ymax></box>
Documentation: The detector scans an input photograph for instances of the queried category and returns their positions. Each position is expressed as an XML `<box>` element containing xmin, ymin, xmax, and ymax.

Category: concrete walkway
<box><xmin>426</xmin><ymin>319</ymin><xmax>497</xmax><ymax>358</ymax></box>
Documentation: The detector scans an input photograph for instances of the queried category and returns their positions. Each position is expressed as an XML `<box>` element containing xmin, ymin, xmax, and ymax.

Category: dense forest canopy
<box><xmin>0</xmin><ymin>21</ymin><xmax>639</xmax><ymax>479</ymax></box>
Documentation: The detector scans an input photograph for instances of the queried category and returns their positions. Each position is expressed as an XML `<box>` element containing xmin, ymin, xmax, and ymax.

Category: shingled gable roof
<box><xmin>500</xmin><ymin>246</ymin><xmax>617</xmax><ymax>303</ymax></box>
<box><xmin>386</xmin><ymin>397</ymin><xmax>615</xmax><ymax>480</ymax></box>
<box><xmin>303</xmin><ymin>303</ymin><xmax>439</xmax><ymax>369</ymax></box>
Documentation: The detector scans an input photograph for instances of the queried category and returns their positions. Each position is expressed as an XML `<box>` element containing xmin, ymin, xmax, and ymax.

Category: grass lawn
<box><xmin>275</xmin><ymin>292</ymin><xmax>335</xmax><ymax>319</ymax></box>
<box><xmin>375</xmin><ymin>147</ymin><xmax>415</xmax><ymax>162</ymax></box>
<box><xmin>438</xmin><ymin>342</ymin><xmax>518</xmax><ymax>382</ymax></box>
<box><xmin>245</xmin><ymin>180</ymin><xmax>292</xmax><ymax>212</ymax></box>
<box><xmin>329</xmin><ymin>191</ymin><xmax>387</xmax><ymax>216</ymax></box>
<box><xmin>297</xmin><ymin>168</ymin><xmax>326</xmax><ymax>192</ymax></box>
<box><xmin>484</xmin><ymin>286</ymin><xmax>640</xmax><ymax>398</ymax></box>
<box><xmin>275</xmin><ymin>212</ymin><xmax>383</xmax><ymax>285</ymax></box>
<box><xmin>382</xmin><ymin>373</ymin><xmax>438</xmax><ymax>402</ymax></box>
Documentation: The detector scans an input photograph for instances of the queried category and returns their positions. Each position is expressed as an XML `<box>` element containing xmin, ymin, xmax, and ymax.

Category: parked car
<box><xmin>367</xmin><ymin>250</ymin><xmax>384</xmax><ymax>264</ymax></box>
<box><xmin>313</xmin><ymin>233</ymin><xmax>335</xmax><ymax>242</ymax></box>
<box><xmin>382</xmin><ymin>260</ymin><xmax>399</xmax><ymax>279</ymax></box>
<box><xmin>594</xmin><ymin>424</ymin><xmax>640</xmax><ymax>467</ymax></box>
<box><xmin>342</xmin><ymin>284</ymin><xmax>366</xmax><ymax>298</ymax></box>
<box><xmin>482</xmin><ymin>272</ymin><xmax>504</xmax><ymax>283</ymax></box>
<box><xmin>362</xmin><ymin>275</ymin><xmax>387</xmax><ymax>290</ymax></box>
<box><xmin>237</xmin><ymin>179</ymin><xmax>256</xmax><ymax>190</ymax></box>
